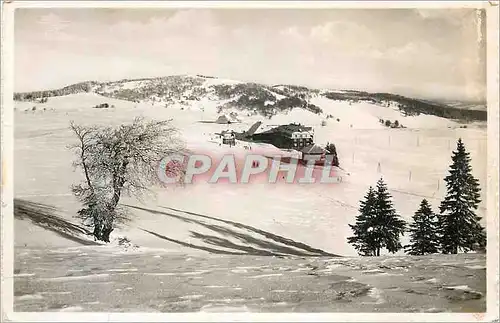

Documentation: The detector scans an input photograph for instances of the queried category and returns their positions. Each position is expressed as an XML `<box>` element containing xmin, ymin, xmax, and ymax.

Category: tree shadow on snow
<box><xmin>126</xmin><ymin>204</ymin><xmax>339</xmax><ymax>257</ymax></box>
<box><xmin>140</xmin><ymin>229</ymin><xmax>248</xmax><ymax>256</ymax></box>
<box><xmin>14</xmin><ymin>198</ymin><xmax>99</xmax><ymax>246</ymax></box>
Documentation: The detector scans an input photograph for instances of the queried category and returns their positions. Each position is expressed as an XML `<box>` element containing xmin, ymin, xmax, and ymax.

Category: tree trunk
<box><xmin>93</xmin><ymin>220</ymin><xmax>103</xmax><ymax>241</ymax></box>
<box><xmin>92</xmin><ymin>220</ymin><xmax>114</xmax><ymax>243</ymax></box>
<box><xmin>93</xmin><ymin>225</ymin><xmax>101</xmax><ymax>241</ymax></box>
<box><xmin>102</xmin><ymin>226</ymin><xmax>113</xmax><ymax>243</ymax></box>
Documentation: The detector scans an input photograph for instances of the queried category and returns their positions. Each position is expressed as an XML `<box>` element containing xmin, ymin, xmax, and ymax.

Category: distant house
<box><xmin>300</xmin><ymin>144</ymin><xmax>329</xmax><ymax>164</ymax></box>
<box><xmin>220</xmin><ymin>130</ymin><xmax>236</xmax><ymax>146</ymax></box>
<box><xmin>216</xmin><ymin>114</ymin><xmax>240</xmax><ymax>124</ymax></box>
<box><xmin>251</xmin><ymin>123</ymin><xmax>313</xmax><ymax>149</ymax></box>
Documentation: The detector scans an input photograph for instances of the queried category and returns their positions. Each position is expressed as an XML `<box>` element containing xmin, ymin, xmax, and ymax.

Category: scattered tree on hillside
<box><xmin>93</xmin><ymin>103</ymin><xmax>110</xmax><ymax>109</ymax></box>
<box><xmin>405</xmin><ymin>199</ymin><xmax>440</xmax><ymax>255</ymax></box>
<box><xmin>438</xmin><ymin>138</ymin><xmax>486</xmax><ymax>254</ymax></box>
<box><xmin>394</xmin><ymin>120</ymin><xmax>399</xmax><ymax>128</ymax></box>
<box><xmin>347</xmin><ymin>186</ymin><xmax>378</xmax><ymax>256</ymax></box>
<box><xmin>325</xmin><ymin>142</ymin><xmax>339</xmax><ymax>167</ymax></box>
<box><xmin>348</xmin><ymin>178</ymin><xmax>406</xmax><ymax>256</ymax></box>
<box><xmin>385</xmin><ymin>120</ymin><xmax>391</xmax><ymax>127</ymax></box>
<box><xmin>68</xmin><ymin>117</ymin><xmax>185</xmax><ymax>242</ymax></box>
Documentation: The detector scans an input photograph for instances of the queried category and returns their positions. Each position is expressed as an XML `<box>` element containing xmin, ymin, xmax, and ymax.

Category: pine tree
<box><xmin>373</xmin><ymin>178</ymin><xmax>407</xmax><ymax>255</ymax></box>
<box><xmin>347</xmin><ymin>186</ymin><xmax>379</xmax><ymax>256</ymax></box>
<box><xmin>325</xmin><ymin>142</ymin><xmax>339</xmax><ymax>167</ymax></box>
<box><xmin>438</xmin><ymin>138</ymin><xmax>485</xmax><ymax>254</ymax></box>
<box><xmin>405</xmin><ymin>199</ymin><xmax>440</xmax><ymax>255</ymax></box>
<box><xmin>347</xmin><ymin>179</ymin><xmax>406</xmax><ymax>256</ymax></box>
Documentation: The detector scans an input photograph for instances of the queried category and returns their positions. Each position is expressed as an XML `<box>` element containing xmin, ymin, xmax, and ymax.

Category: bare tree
<box><xmin>68</xmin><ymin>117</ymin><xmax>185</xmax><ymax>242</ymax></box>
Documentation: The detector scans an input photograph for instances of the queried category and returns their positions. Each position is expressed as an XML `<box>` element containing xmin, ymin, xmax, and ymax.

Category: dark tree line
<box><xmin>348</xmin><ymin>138</ymin><xmax>485</xmax><ymax>256</ymax></box>
<box><xmin>322</xmin><ymin>91</ymin><xmax>486</xmax><ymax>122</ymax></box>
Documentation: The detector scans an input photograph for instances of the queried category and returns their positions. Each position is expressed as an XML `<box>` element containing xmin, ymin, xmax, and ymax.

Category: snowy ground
<box><xmin>13</xmin><ymin>92</ymin><xmax>487</xmax><ymax>312</ymax></box>
<box><xmin>14</xmin><ymin>247</ymin><xmax>485</xmax><ymax>313</ymax></box>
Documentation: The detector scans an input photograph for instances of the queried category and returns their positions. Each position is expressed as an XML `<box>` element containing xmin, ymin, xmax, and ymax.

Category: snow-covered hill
<box><xmin>14</xmin><ymin>75</ymin><xmax>487</xmax><ymax>125</ymax></box>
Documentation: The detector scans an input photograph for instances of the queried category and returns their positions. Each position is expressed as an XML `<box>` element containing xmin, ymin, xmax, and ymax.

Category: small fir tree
<box><xmin>347</xmin><ymin>186</ymin><xmax>379</xmax><ymax>256</ymax></box>
<box><xmin>405</xmin><ymin>199</ymin><xmax>440</xmax><ymax>255</ymax></box>
<box><xmin>325</xmin><ymin>142</ymin><xmax>340</xmax><ymax>167</ymax></box>
<box><xmin>348</xmin><ymin>178</ymin><xmax>406</xmax><ymax>256</ymax></box>
<box><xmin>373</xmin><ymin>178</ymin><xmax>406</xmax><ymax>255</ymax></box>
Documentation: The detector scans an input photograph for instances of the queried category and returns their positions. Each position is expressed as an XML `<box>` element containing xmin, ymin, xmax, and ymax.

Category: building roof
<box><xmin>255</xmin><ymin>123</ymin><xmax>312</xmax><ymax>136</ymax></box>
<box><xmin>301</xmin><ymin>144</ymin><xmax>327</xmax><ymax>154</ymax></box>
<box><xmin>216</xmin><ymin>114</ymin><xmax>240</xmax><ymax>123</ymax></box>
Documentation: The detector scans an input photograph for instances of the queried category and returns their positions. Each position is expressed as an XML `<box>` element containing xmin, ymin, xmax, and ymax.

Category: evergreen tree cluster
<box><xmin>347</xmin><ymin>138</ymin><xmax>485</xmax><ymax>256</ymax></box>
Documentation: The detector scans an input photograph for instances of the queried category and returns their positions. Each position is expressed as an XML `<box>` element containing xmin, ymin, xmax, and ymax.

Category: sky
<box><xmin>14</xmin><ymin>8</ymin><xmax>486</xmax><ymax>102</ymax></box>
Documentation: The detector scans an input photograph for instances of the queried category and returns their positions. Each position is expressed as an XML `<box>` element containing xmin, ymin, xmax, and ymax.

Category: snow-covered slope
<box><xmin>13</xmin><ymin>83</ymin><xmax>487</xmax><ymax>256</ymax></box>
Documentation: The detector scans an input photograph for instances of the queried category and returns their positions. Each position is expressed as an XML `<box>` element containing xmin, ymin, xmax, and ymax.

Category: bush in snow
<box><xmin>116</xmin><ymin>236</ymin><xmax>139</xmax><ymax>249</ymax></box>
<box><xmin>93</xmin><ymin>103</ymin><xmax>110</xmax><ymax>109</ymax></box>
